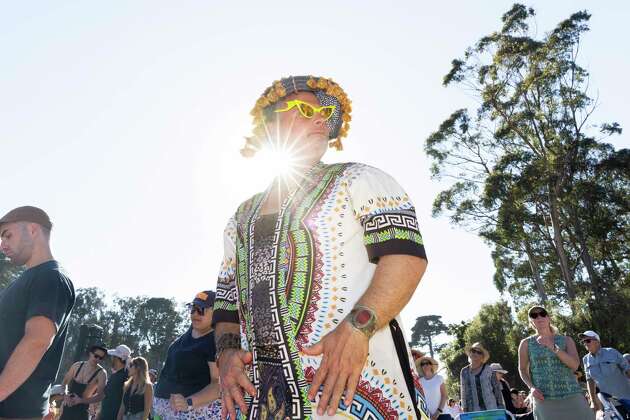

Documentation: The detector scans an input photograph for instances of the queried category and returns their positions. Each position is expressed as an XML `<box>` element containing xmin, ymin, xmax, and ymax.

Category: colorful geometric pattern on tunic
<box><xmin>213</xmin><ymin>162</ymin><xmax>428</xmax><ymax>419</ymax></box>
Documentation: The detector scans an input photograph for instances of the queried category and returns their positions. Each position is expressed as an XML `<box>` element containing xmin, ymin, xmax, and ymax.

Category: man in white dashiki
<box><xmin>213</xmin><ymin>75</ymin><xmax>429</xmax><ymax>420</ymax></box>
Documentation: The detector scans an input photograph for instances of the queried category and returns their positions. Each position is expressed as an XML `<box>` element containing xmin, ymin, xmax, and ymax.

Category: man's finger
<box><xmin>344</xmin><ymin>371</ymin><xmax>361</xmax><ymax>405</ymax></box>
<box><xmin>317</xmin><ymin>369</ymin><xmax>339</xmax><ymax>416</ymax></box>
<box><xmin>308</xmin><ymin>359</ymin><xmax>328</xmax><ymax>400</ymax></box>
<box><xmin>235</xmin><ymin>369</ymin><xmax>256</xmax><ymax>396</ymax></box>
<box><xmin>327</xmin><ymin>372</ymin><xmax>349</xmax><ymax>416</ymax></box>
<box><xmin>230</xmin><ymin>385</ymin><xmax>250</xmax><ymax>415</ymax></box>
<box><xmin>222</xmin><ymin>390</ymin><xmax>236</xmax><ymax>420</ymax></box>
<box><xmin>240</xmin><ymin>350</ymin><xmax>253</xmax><ymax>364</ymax></box>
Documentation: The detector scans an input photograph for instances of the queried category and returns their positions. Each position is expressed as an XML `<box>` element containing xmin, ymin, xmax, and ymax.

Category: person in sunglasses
<box><xmin>580</xmin><ymin>330</ymin><xmax>630</xmax><ymax>417</ymax></box>
<box><xmin>153</xmin><ymin>291</ymin><xmax>220</xmax><ymax>419</ymax></box>
<box><xmin>59</xmin><ymin>344</ymin><xmax>108</xmax><ymax>420</ymax></box>
<box><xmin>517</xmin><ymin>305</ymin><xmax>594</xmax><ymax>420</ymax></box>
<box><xmin>213</xmin><ymin>75</ymin><xmax>429</xmax><ymax>419</ymax></box>
<box><xmin>417</xmin><ymin>356</ymin><xmax>448</xmax><ymax>419</ymax></box>
<box><xmin>460</xmin><ymin>342</ymin><xmax>505</xmax><ymax>412</ymax></box>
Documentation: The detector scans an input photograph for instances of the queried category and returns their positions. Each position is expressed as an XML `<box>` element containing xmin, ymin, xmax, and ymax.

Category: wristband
<box><xmin>347</xmin><ymin>305</ymin><xmax>378</xmax><ymax>338</ymax></box>
<box><xmin>186</xmin><ymin>397</ymin><xmax>194</xmax><ymax>410</ymax></box>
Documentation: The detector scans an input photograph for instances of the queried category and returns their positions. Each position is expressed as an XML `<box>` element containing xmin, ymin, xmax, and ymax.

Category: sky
<box><xmin>1</xmin><ymin>1</ymin><xmax>629</xmax><ymax>349</ymax></box>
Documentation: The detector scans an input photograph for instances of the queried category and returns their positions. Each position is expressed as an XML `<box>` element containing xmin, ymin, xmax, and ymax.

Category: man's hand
<box><xmin>530</xmin><ymin>387</ymin><xmax>544</xmax><ymax>401</ymax></box>
<box><xmin>302</xmin><ymin>320</ymin><xmax>369</xmax><ymax>416</ymax></box>
<box><xmin>219</xmin><ymin>349</ymin><xmax>255</xmax><ymax>420</ymax></box>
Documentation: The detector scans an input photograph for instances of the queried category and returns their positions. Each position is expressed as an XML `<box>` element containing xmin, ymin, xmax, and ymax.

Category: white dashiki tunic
<box><xmin>213</xmin><ymin>162</ymin><xmax>429</xmax><ymax>420</ymax></box>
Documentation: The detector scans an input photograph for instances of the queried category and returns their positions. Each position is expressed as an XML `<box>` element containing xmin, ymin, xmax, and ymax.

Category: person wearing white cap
<box><xmin>98</xmin><ymin>345</ymin><xmax>132</xmax><ymax>420</ymax></box>
<box><xmin>580</xmin><ymin>330</ymin><xmax>630</xmax><ymax>416</ymax></box>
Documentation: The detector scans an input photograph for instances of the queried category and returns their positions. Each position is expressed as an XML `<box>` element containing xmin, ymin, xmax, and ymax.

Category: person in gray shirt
<box><xmin>580</xmin><ymin>330</ymin><xmax>630</xmax><ymax>416</ymax></box>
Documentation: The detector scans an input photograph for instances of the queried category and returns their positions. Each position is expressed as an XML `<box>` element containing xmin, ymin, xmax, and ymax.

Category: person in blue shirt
<box><xmin>580</xmin><ymin>330</ymin><xmax>630</xmax><ymax>416</ymax></box>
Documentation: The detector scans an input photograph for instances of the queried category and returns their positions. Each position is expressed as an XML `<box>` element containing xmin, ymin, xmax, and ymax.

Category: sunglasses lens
<box><xmin>321</xmin><ymin>107</ymin><xmax>334</xmax><ymax>120</ymax></box>
<box><xmin>298</xmin><ymin>103</ymin><xmax>314</xmax><ymax>118</ymax></box>
<box><xmin>530</xmin><ymin>310</ymin><xmax>547</xmax><ymax>319</ymax></box>
<box><xmin>190</xmin><ymin>305</ymin><xmax>205</xmax><ymax>315</ymax></box>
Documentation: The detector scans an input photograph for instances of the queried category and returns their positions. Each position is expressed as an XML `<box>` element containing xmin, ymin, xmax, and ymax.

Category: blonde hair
<box><xmin>125</xmin><ymin>357</ymin><xmax>151</xmax><ymax>395</ymax></box>
<box><xmin>466</xmin><ymin>342</ymin><xmax>490</xmax><ymax>364</ymax></box>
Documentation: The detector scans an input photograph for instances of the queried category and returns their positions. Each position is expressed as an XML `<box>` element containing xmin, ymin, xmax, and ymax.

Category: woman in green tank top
<box><xmin>517</xmin><ymin>305</ymin><xmax>594</xmax><ymax>420</ymax></box>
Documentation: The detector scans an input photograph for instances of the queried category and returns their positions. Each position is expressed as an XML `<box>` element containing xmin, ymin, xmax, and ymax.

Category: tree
<box><xmin>439</xmin><ymin>302</ymin><xmax>526</xmax><ymax>397</ymax></box>
<box><xmin>0</xmin><ymin>252</ymin><xmax>22</xmax><ymax>290</ymax></box>
<box><xmin>58</xmin><ymin>288</ymin><xmax>189</xmax><ymax>381</ymax></box>
<box><xmin>410</xmin><ymin>315</ymin><xmax>448</xmax><ymax>358</ymax></box>
<box><xmin>439</xmin><ymin>321</ymin><xmax>470</xmax><ymax>397</ymax></box>
<box><xmin>424</xmin><ymin>4</ymin><xmax>629</xmax><ymax>343</ymax></box>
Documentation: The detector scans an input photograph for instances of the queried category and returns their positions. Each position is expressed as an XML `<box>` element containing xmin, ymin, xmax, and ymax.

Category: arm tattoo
<box><xmin>216</xmin><ymin>332</ymin><xmax>241</xmax><ymax>362</ymax></box>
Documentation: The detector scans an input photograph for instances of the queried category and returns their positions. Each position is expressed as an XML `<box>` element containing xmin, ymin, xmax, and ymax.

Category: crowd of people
<box><xmin>411</xmin><ymin>306</ymin><xmax>630</xmax><ymax>420</ymax></box>
<box><xmin>0</xmin><ymin>73</ymin><xmax>628</xmax><ymax>420</ymax></box>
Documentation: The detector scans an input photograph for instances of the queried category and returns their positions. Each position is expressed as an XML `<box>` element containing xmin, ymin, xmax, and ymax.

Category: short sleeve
<box><xmin>206</xmin><ymin>332</ymin><xmax>217</xmax><ymax>362</ymax></box>
<box><xmin>26</xmin><ymin>271</ymin><xmax>72</xmax><ymax>330</ymax></box>
<box><xmin>345</xmin><ymin>164</ymin><xmax>427</xmax><ymax>263</ymax></box>
<box><xmin>436</xmin><ymin>374</ymin><xmax>445</xmax><ymax>386</ymax></box>
<box><xmin>212</xmin><ymin>216</ymin><xmax>240</xmax><ymax>326</ymax></box>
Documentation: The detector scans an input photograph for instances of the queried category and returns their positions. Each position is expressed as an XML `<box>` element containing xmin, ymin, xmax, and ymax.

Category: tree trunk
<box><xmin>524</xmin><ymin>240</ymin><xmax>547</xmax><ymax>304</ymax></box>
<box><xmin>548</xmin><ymin>190</ymin><xmax>576</xmax><ymax>305</ymax></box>
<box><xmin>428</xmin><ymin>334</ymin><xmax>434</xmax><ymax>359</ymax></box>
<box><xmin>571</xmin><ymin>209</ymin><xmax>603</xmax><ymax>294</ymax></box>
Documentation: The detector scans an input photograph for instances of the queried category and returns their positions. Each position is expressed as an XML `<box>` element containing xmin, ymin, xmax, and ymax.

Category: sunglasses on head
<box><xmin>274</xmin><ymin>100</ymin><xmax>336</xmax><ymax>121</ymax></box>
<box><xmin>529</xmin><ymin>309</ymin><xmax>548</xmax><ymax>319</ymax></box>
<box><xmin>189</xmin><ymin>305</ymin><xmax>205</xmax><ymax>316</ymax></box>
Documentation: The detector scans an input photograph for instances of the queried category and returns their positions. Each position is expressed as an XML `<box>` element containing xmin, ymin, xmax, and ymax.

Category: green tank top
<box><xmin>527</xmin><ymin>335</ymin><xmax>582</xmax><ymax>399</ymax></box>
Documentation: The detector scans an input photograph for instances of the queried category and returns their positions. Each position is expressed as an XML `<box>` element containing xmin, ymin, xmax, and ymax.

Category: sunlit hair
<box><xmin>125</xmin><ymin>357</ymin><xmax>150</xmax><ymax>395</ymax></box>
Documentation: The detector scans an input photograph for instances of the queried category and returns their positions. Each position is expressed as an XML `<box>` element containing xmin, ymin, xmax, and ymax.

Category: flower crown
<box><xmin>242</xmin><ymin>76</ymin><xmax>352</xmax><ymax>157</ymax></box>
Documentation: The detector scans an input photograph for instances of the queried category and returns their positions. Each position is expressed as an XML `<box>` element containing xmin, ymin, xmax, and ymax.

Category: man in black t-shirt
<box><xmin>0</xmin><ymin>206</ymin><xmax>76</xmax><ymax>419</ymax></box>
<box><xmin>98</xmin><ymin>344</ymin><xmax>131</xmax><ymax>420</ymax></box>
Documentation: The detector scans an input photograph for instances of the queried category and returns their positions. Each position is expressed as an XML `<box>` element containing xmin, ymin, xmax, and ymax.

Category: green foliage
<box><xmin>439</xmin><ymin>302</ymin><xmax>528</xmax><ymax>398</ymax></box>
<box><xmin>425</xmin><ymin>2</ymin><xmax>629</xmax><ymax>344</ymax></box>
<box><xmin>0</xmin><ymin>252</ymin><xmax>23</xmax><ymax>290</ymax></box>
<box><xmin>58</xmin><ymin>288</ymin><xmax>188</xmax><ymax>380</ymax></box>
<box><xmin>410</xmin><ymin>315</ymin><xmax>448</xmax><ymax>358</ymax></box>
<box><xmin>427</xmin><ymin>3</ymin><xmax>630</xmax><ymax>400</ymax></box>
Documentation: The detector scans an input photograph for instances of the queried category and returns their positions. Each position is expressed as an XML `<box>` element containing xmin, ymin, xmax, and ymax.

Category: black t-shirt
<box><xmin>0</xmin><ymin>260</ymin><xmax>75</xmax><ymax>417</ymax></box>
<box><xmin>154</xmin><ymin>329</ymin><xmax>215</xmax><ymax>399</ymax></box>
<box><xmin>98</xmin><ymin>368</ymin><xmax>128</xmax><ymax>420</ymax></box>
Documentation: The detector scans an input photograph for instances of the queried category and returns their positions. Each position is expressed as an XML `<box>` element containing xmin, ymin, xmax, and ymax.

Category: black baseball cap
<box><xmin>189</xmin><ymin>290</ymin><xmax>216</xmax><ymax>309</ymax></box>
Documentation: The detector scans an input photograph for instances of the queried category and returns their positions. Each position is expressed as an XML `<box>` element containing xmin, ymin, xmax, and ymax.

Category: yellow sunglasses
<box><xmin>274</xmin><ymin>100</ymin><xmax>336</xmax><ymax>121</ymax></box>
